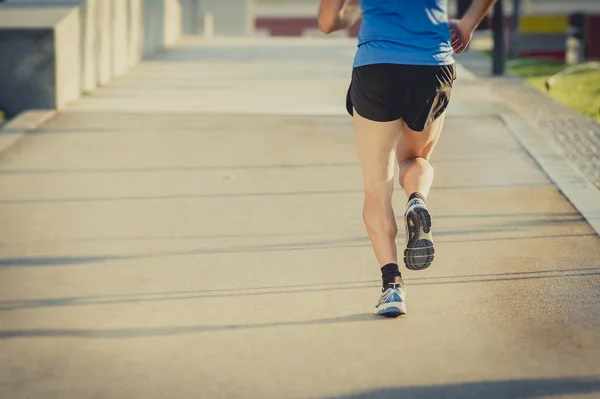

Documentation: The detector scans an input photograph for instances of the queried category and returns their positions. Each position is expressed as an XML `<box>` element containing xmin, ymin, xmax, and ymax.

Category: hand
<box><xmin>340</xmin><ymin>3</ymin><xmax>362</xmax><ymax>27</ymax></box>
<box><xmin>449</xmin><ymin>19</ymin><xmax>472</xmax><ymax>54</ymax></box>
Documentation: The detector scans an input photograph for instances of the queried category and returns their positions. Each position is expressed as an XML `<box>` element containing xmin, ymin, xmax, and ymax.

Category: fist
<box><xmin>449</xmin><ymin>20</ymin><xmax>471</xmax><ymax>54</ymax></box>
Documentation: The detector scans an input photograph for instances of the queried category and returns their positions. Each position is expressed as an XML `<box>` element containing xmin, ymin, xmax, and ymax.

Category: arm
<box><xmin>318</xmin><ymin>0</ymin><xmax>361</xmax><ymax>35</ymax></box>
<box><xmin>450</xmin><ymin>0</ymin><xmax>497</xmax><ymax>54</ymax></box>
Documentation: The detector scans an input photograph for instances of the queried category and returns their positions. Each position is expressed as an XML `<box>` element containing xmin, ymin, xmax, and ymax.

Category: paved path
<box><xmin>456</xmin><ymin>50</ymin><xmax>600</xmax><ymax>192</ymax></box>
<box><xmin>1</xmin><ymin>38</ymin><xmax>599</xmax><ymax>399</ymax></box>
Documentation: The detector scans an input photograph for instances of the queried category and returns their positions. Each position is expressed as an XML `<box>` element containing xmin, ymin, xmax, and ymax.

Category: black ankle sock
<box><xmin>381</xmin><ymin>263</ymin><xmax>401</xmax><ymax>288</ymax></box>
<box><xmin>408</xmin><ymin>192</ymin><xmax>426</xmax><ymax>203</ymax></box>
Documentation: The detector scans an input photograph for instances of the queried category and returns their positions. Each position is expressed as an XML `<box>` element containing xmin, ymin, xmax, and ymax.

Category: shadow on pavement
<box><xmin>0</xmin><ymin>156</ymin><xmax>523</xmax><ymax>176</ymax></box>
<box><xmin>0</xmin><ymin>232</ymin><xmax>597</xmax><ymax>269</ymax></box>
<box><xmin>0</xmin><ymin>267</ymin><xmax>598</xmax><ymax>312</ymax></box>
<box><xmin>0</xmin><ymin>162</ymin><xmax>358</xmax><ymax>175</ymax></box>
<box><xmin>323</xmin><ymin>377</ymin><xmax>600</xmax><ymax>399</ymax></box>
<box><xmin>0</xmin><ymin>181</ymin><xmax>557</xmax><ymax>205</ymax></box>
<box><xmin>0</xmin><ymin>313</ymin><xmax>380</xmax><ymax>340</ymax></box>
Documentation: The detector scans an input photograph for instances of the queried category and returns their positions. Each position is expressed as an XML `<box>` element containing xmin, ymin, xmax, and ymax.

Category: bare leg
<box><xmin>397</xmin><ymin>113</ymin><xmax>446</xmax><ymax>198</ymax></box>
<box><xmin>396</xmin><ymin>113</ymin><xmax>447</xmax><ymax>270</ymax></box>
<box><xmin>353</xmin><ymin>109</ymin><xmax>401</xmax><ymax>270</ymax></box>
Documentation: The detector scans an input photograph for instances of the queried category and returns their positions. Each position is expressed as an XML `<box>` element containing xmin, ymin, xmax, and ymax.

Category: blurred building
<box><xmin>252</xmin><ymin>0</ymin><xmax>600</xmax><ymax>61</ymax></box>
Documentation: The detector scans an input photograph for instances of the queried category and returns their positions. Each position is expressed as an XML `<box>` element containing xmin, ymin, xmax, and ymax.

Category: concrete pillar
<box><xmin>96</xmin><ymin>0</ymin><xmax>112</xmax><ymax>85</ymax></box>
<box><xmin>163</xmin><ymin>0</ymin><xmax>182</xmax><ymax>45</ymax></box>
<box><xmin>127</xmin><ymin>0</ymin><xmax>143</xmax><ymax>68</ymax></box>
<box><xmin>181</xmin><ymin>0</ymin><xmax>200</xmax><ymax>34</ymax></box>
<box><xmin>111</xmin><ymin>0</ymin><xmax>129</xmax><ymax>78</ymax></box>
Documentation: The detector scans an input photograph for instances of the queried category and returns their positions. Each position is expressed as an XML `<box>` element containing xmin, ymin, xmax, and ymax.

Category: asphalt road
<box><xmin>1</xmin><ymin>38</ymin><xmax>599</xmax><ymax>399</ymax></box>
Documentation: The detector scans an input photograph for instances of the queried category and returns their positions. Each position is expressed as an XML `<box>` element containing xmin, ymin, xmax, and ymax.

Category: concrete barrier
<box><xmin>3</xmin><ymin>0</ymin><xmax>109</xmax><ymax>90</ymax></box>
<box><xmin>0</xmin><ymin>0</ymin><xmax>182</xmax><ymax>118</ymax></box>
<box><xmin>0</xmin><ymin>6</ymin><xmax>81</xmax><ymax>116</ymax></box>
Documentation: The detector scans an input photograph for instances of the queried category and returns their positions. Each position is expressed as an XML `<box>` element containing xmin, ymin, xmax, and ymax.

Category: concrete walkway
<box><xmin>1</xmin><ymin>38</ymin><xmax>599</xmax><ymax>399</ymax></box>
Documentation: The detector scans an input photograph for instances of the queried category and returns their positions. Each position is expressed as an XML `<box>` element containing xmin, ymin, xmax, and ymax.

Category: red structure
<box><xmin>256</xmin><ymin>17</ymin><xmax>361</xmax><ymax>37</ymax></box>
<box><xmin>587</xmin><ymin>15</ymin><xmax>600</xmax><ymax>60</ymax></box>
<box><xmin>256</xmin><ymin>13</ymin><xmax>600</xmax><ymax>63</ymax></box>
<box><xmin>256</xmin><ymin>18</ymin><xmax>318</xmax><ymax>36</ymax></box>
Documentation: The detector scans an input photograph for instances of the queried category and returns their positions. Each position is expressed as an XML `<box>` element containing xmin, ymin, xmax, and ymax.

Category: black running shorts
<box><xmin>346</xmin><ymin>63</ymin><xmax>457</xmax><ymax>132</ymax></box>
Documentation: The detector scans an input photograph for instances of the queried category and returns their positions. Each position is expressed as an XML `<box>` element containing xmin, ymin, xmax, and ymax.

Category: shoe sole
<box><xmin>404</xmin><ymin>206</ymin><xmax>435</xmax><ymax>271</ymax></box>
<box><xmin>374</xmin><ymin>302</ymin><xmax>407</xmax><ymax>318</ymax></box>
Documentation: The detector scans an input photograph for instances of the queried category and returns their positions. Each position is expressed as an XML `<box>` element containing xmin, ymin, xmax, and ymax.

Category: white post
<box><xmin>204</xmin><ymin>12</ymin><xmax>214</xmax><ymax>38</ymax></box>
<box><xmin>566</xmin><ymin>36</ymin><xmax>582</xmax><ymax>65</ymax></box>
<box><xmin>245</xmin><ymin>0</ymin><xmax>256</xmax><ymax>37</ymax></box>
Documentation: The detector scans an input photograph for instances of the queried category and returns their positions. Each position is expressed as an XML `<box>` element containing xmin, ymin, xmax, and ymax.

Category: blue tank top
<box><xmin>353</xmin><ymin>0</ymin><xmax>454</xmax><ymax>68</ymax></box>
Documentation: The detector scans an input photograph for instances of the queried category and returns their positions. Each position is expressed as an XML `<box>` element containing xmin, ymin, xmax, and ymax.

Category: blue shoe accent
<box><xmin>373</xmin><ymin>284</ymin><xmax>407</xmax><ymax>317</ymax></box>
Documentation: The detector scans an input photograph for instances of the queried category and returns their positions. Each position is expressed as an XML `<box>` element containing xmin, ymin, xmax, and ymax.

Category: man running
<box><xmin>318</xmin><ymin>0</ymin><xmax>496</xmax><ymax>317</ymax></box>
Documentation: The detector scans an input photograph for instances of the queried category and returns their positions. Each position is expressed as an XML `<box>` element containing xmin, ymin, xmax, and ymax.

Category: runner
<box><xmin>318</xmin><ymin>0</ymin><xmax>496</xmax><ymax>317</ymax></box>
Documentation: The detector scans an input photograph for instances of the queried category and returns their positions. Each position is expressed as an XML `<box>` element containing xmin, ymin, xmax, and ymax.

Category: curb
<box><xmin>501</xmin><ymin>113</ymin><xmax>600</xmax><ymax>236</ymax></box>
<box><xmin>0</xmin><ymin>110</ymin><xmax>56</xmax><ymax>154</ymax></box>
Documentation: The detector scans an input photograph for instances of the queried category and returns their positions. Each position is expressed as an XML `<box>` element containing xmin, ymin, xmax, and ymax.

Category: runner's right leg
<box><xmin>396</xmin><ymin>113</ymin><xmax>446</xmax><ymax>270</ymax></box>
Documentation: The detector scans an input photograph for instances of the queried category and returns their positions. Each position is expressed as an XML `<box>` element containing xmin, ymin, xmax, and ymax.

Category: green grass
<box><xmin>500</xmin><ymin>55</ymin><xmax>600</xmax><ymax>122</ymax></box>
<box><xmin>0</xmin><ymin>109</ymin><xmax>4</xmax><ymax>124</ymax></box>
